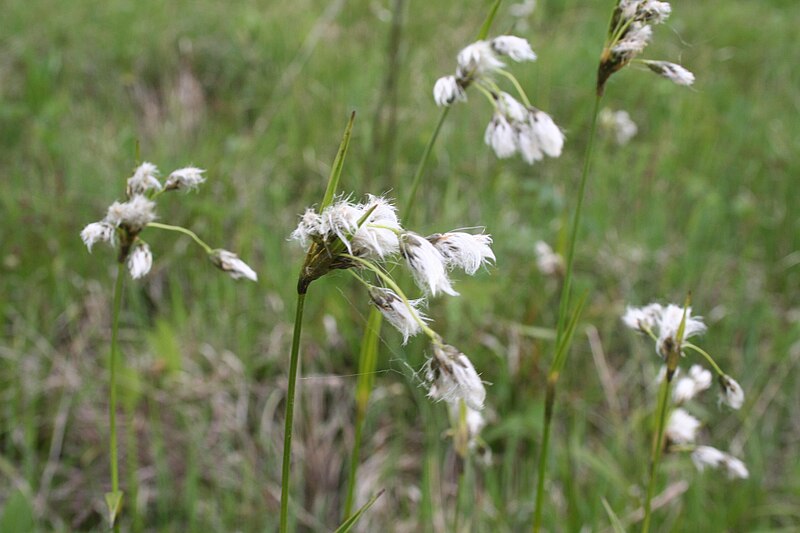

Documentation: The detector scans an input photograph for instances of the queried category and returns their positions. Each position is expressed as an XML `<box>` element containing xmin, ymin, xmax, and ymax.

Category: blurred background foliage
<box><xmin>1</xmin><ymin>0</ymin><xmax>798</xmax><ymax>531</ymax></box>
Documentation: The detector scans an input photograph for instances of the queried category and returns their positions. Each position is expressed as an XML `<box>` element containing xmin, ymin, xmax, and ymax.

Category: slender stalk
<box><xmin>683</xmin><ymin>342</ymin><xmax>725</xmax><ymax>375</ymax></box>
<box><xmin>533</xmin><ymin>93</ymin><xmax>603</xmax><ymax>532</ymax></box>
<box><xmin>403</xmin><ymin>107</ymin><xmax>450</xmax><ymax>216</ymax></box>
<box><xmin>642</xmin><ymin>373</ymin><xmax>672</xmax><ymax>533</ymax></box>
<box><xmin>146</xmin><ymin>222</ymin><xmax>213</xmax><ymax>254</ymax></box>
<box><xmin>108</xmin><ymin>262</ymin><xmax>125</xmax><ymax>532</ymax></box>
<box><xmin>280</xmin><ymin>291</ymin><xmax>307</xmax><ymax>533</ymax></box>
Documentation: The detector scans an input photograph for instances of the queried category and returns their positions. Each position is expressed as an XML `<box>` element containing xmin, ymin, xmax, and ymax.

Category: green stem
<box><xmin>403</xmin><ymin>107</ymin><xmax>449</xmax><ymax>221</ymax></box>
<box><xmin>146</xmin><ymin>222</ymin><xmax>213</xmax><ymax>254</ymax></box>
<box><xmin>343</xmin><ymin>308</ymin><xmax>382</xmax><ymax>519</ymax></box>
<box><xmin>683</xmin><ymin>342</ymin><xmax>725</xmax><ymax>376</ymax></box>
<box><xmin>533</xmin><ymin>93</ymin><xmax>603</xmax><ymax>533</ymax></box>
<box><xmin>109</xmin><ymin>262</ymin><xmax>125</xmax><ymax>532</ymax></box>
<box><xmin>642</xmin><ymin>373</ymin><xmax>672</xmax><ymax>533</ymax></box>
<box><xmin>280</xmin><ymin>291</ymin><xmax>308</xmax><ymax>533</ymax></box>
<box><xmin>496</xmin><ymin>69</ymin><xmax>532</xmax><ymax>107</ymax></box>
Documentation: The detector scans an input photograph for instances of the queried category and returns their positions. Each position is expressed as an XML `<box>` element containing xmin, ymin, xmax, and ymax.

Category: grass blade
<box><xmin>334</xmin><ymin>489</ymin><xmax>385</xmax><ymax>533</ymax></box>
<box><xmin>320</xmin><ymin>110</ymin><xmax>357</xmax><ymax>212</ymax></box>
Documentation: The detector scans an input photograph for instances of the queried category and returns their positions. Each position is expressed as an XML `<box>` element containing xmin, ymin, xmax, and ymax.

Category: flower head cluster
<box><xmin>597</xmin><ymin>1</ymin><xmax>694</xmax><ymax>93</ymax></box>
<box><xmin>292</xmin><ymin>194</ymin><xmax>493</xmax><ymax>411</ymax></box>
<box><xmin>691</xmin><ymin>446</ymin><xmax>749</xmax><ymax>479</ymax></box>
<box><xmin>623</xmin><ymin>301</ymin><xmax>744</xmax><ymax>408</ymax></box>
<box><xmin>599</xmin><ymin>108</ymin><xmax>638</xmax><ymax>145</ymax></box>
<box><xmin>433</xmin><ymin>36</ymin><xmax>563</xmax><ymax>165</ymax></box>
<box><xmin>291</xmin><ymin>195</ymin><xmax>494</xmax><ymax>299</ymax></box>
<box><xmin>81</xmin><ymin>161</ymin><xmax>255</xmax><ymax>281</ymax></box>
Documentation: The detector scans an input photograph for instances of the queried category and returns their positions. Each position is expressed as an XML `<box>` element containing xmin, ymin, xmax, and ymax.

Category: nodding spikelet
<box><xmin>424</xmin><ymin>343</ymin><xmax>486</xmax><ymax>410</ymax></box>
<box><xmin>368</xmin><ymin>287</ymin><xmax>428</xmax><ymax>344</ymax></box>
<box><xmin>81</xmin><ymin>221</ymin><xmax>116</xmax><ymax>252</ymax></box>
<box><xmin>673</xmin><ymin>364</ymin><xmax>712</xmax><ymax>403</ymax></box>
<box><xmin>164</xmin><ymin>167</ymin><xmax>206</xmax><ymax>191</ymax></box>
<box><xmin>427</xmin><ymin>232</ymin><xmax>495</xmax><ymax>275</ymax></box>
<box><xmin>490</xmin><ymin>35</ymin><xmax>537</xmax><ymax>62</ymax></box>
<box><xmin>666</xmin><ymin>408</ymin><xmax>701</xmax><ymax>444</ymax></box>
<box><xmin>105</xmin><ymin>195</ymin><xmax>157</xmax><ymax>234</ymax></box>
<box><xmin>456</xmin><ymin>40</ymin><xmax>506</xmax><ymax>79</ymax></box>
<box><xmin>433</xmin><ymin>75</ymin><xmax>467</xmax><ymax>107</ymax></box>
<box><xmin>644</xmin><ymin>60</ymin><xmax>695</xmax><ymax>86</ymax></box>
<box><xmin>718</xmin><ymin>374</ymin><xmax>744</xmax><ymax>410</ymax></box>
<box><xmin>400</xmin><ymin>232</ymin><xmax>458</xmax><ymax>297</ymax></box>
<box><xmin>691</xmin><ymin>446</ymin><xmax>749</xmax><ymax>479</ymax></box>
<box><xmin>210</xmin><ymin>250</ymin><xmax>258</xmax><ymax>282</ymax></box>
<box><xmin>484</xmin><ymin>92</ymin><xmax>564</xmax><ymax>164</ymax></box>
<box><xmin>127</xmin><ymin>243</ymin><xmax>153</xmax><ymax>279</ymax></box>
<box><xmin>126</xmin><ymin>162</ymin><xmax>162</xmax><ymax>197</ymax></box>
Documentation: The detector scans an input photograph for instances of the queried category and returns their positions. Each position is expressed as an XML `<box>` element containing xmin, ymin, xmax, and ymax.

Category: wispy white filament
<box><xmin>428</xmin><ymin>232</ymin><xmax>495</xmax><ymax>275</ymax></box>
<box><xmin>666</xmin><ymin>408</ymin><xmax>701</xmax><ymax>444</ymax></box>
<box><xmin>105</xmin><ymin>195</ymin><xmax>157</xmax><ymax>233</ymax></box>
<box><xmin>644</xmin><ymin>60</ymin><xmax>695</xmax><ymax>86</ymax></box>
<box><xmin>433</xmin><ymin>76</ymin><xmax>467</xmax><ymax>107</ymax></box>
<box><xmin>490</xmin><ymin>36</ymin><xmax>537</xmax><ymax>62</ymax></box>
<box><xmin>80</xmin><ymin>221</ymin><xmax>116</xmax><ymax>251</ymax></box>
<box><xmin>165</xmin><ymin>167</ymin><xmax>206</xmax><ymax>191</ymax></box>
<box><xmin>400</xmin><ymin>232</ymin><xmax>458</xmax><ymax>297</ymax></box>
<box><xmin>126</xmin><ymin>162</ymin><xmax>162</xmax><ymax>197</ymax></box>
<box><xmin>718</xmin><ymin>374</ymin><xmax>744</xmax><ymax>410</ymax></box>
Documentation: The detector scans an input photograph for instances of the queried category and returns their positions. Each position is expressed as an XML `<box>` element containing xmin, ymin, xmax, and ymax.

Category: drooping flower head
<box><xmin>597</xmin><ymin>1</ymin><xmax>694</xmax><ymax>94</ymax></box>
<box><xmin>368</xmin><ymin>287</ymin><xmax>428</xmax><ymax>344</ymax></box>
<box><xmin>673</xmin><ymin>364</ymin><xmax>712</xmax><ymax>403</ymax></box>
<box><xmin>424</xmin><ymin>342</ymin><xmax>486</xmax><ymax>411</ymax></box>
<box><xmin>691</xmin><ymin>446</ymin><xmax>749</xmax><ymax>479</ymax></box>
<box><xmin>666</xmin><ymin>408</ymin><xmax>701</xmax><ymax>444</ymax></box>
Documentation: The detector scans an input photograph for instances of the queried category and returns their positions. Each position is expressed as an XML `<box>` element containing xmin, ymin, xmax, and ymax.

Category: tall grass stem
<box><xmin>108</xmin><ymin>262</ymin><xmax>124</xmax><ymax>532</ymax></box>
<box><xmin>642</xmin><ymin>374</ymin><xmax>672</xmax><ymax>533</ymax></box>
<box><xmin>533</xmin><ymin>93</ymin><xmax>602</xmax><ymax>532</ymax></box>
<box><xmin>280</xmin><ymin>291</ymin><xmax>307</xmax><ymax>533</ymax></box>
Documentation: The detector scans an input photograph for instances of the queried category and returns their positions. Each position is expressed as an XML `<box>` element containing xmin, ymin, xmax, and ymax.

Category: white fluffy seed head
<box><xmin>534</xmin><ymin>240</ymin><xmax>564</xmax><ymax>276</ymax></box>
<box><xmin>427</xmin><ymin>232</ymin><xmax>495</xmax><ymax>275</ymax></box>
<box><xmin>718</xmin><ymin>374</ymin><xmax>744</xmax><ymax>410</ymax></box>
<box><xmin>612</xmin><ymin>22</ymin><xmax>652</xmax><ymax>55</ymax></box>
<box><xmin>210</xmin><ymin>249</ymin><xmax>258</xmax><ymax>282</ymax></box>
<box><xmin>491</xmin><ymin>35</ymin><xmax>537</xmax><ymax>62</ymax></box>
<box><xmin>599</xmin><ymin>108</ymin><xmax>638</xmax><ymax>145</ymax></box>
<box><xmin>666</xmin><ymin>408</ymin><xmax>701</xmax><ymax>444</ymax></box>
<box><xmin>165</xmin><ymin>167</ymin><xmax>206</xmax><ymax>191</ymax></box>
<box><xmin>126</xmin><ymin>162</ymin><xmax>162</xmax><ymax>197</ymax></box>
<box><xmin>400</xmin><ymin>232</ymin><xmax>458</xmax><ymax>297</ymax></box>
<box><xmin>645</xmin><ymin>60</ymin><xmax>695</xmax><ymax>86</ymax></box>
<box><xmin>105</xmin><ymin>195</ymin><xmax>157</xmax><ymax>233</ymax></box>
<box><xmin>351</xmin><ymin>195</ymin><xmax>402</xmax><ymax>259</ymax></box>
<box><xmin>81</xmin><ymin>221</ymin><xmax>116</xmax><ymax>252</ymax></box>
<box><xmin>290</xmin><ymin>208</ymin><xmax>324</xmax><ymax>248</ymax></box>
<box><xmin>622</xmin><ymin>303</ymin><xmax>664</xmax><ymax>332</ymax></box>
<box><xmin>433</xmin><ymin>75</ymin><xmax>467</xmax><ymax>106</ymax></box>
<box><xmin>485</xmin><ymin>114</ymin><xmax>518</xmax><ymax>159</ymax></box>
<box><xmin>656</xmin><ymin>304</ymin><xmax>707</xmax><ymax>359</ymax></box>
<box><xmin>369</xmin><ymin>287</ymin><xmax>427</xmax><ymax>344</ymax></box>
<box><xmin>456</xmin><ymin>40</ymin><xmax>505</xmax><ymax>78</ymax></box>
<box><xmin>529</xmin><ymin>109</ymin><xmax>565</xmax><ymax>158</ymax></box>
<box><xmin>498</xmin><ymin>92</ymin><xmax>528</xmax><ymax>123</ymax></box>
<box><xmin>127</xmin><ymin>243</ymin><xmax>153</xmax><ymax>279</ymax></box>
<box><xmin>425</xmin><ymin>343</ymin><xmax>486</xmax><ymax>411</ymax></box>
<box><xmin>691</xmin><ymin>446</ymin><xmax>749</xmax><ymax>479</ymax></box>
<box><xmin>672</xmin><ymin>364</ymin><xmax>712</xmax><ymax>403</ymax></box>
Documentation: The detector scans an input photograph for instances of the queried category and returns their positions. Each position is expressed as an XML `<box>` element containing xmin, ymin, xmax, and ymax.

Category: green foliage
<box><xmin>1</xmin><ymin>0</ymin><xmax>798</xmax><ymax>531</ymax></box>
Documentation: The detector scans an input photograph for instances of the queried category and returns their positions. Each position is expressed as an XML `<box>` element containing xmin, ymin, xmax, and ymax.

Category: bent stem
<box><xmin>108</xmin><ymin>262</ymin><xmax>125</xmax><ymax>532</ymax></box>
<box><xmin>642</xmin><ymin>372</ymin><xmax>672</xmax><ymax>533</ymax></box>
<box><xmin>280</xmin><ymin>291</ymin><xmax>308</xmax><ymax>533</ymax></box>
<box><xmin>146</xmin><ymin>222</ymin><xmax>213</xmax><ymax>254</ymax></box>
<box><xmin>533</xmin><ymin>93</ymin><xmax>602</xmax><ymax>532</ymax></box>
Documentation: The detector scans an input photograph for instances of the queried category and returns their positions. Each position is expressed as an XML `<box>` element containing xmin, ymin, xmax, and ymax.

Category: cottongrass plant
<box><xmin>280</xmin><ymin>116</ymin><xmax>495</xmax><ymax>531</ymax></box>
<box><xmin>433</xmin><ymin>34</ymin><xmax>565</xmax><ymax>164</ymax></box>
<box><xmin>622</xmin><ymin>300</ymin><xmax>746</xmax><ymax>532</ymax></box>
<box><xmin>343</xmin><ymin>3</ymin><xmax>505</xmax><ymax>520</ymax></box>
<box><xmin>80</xmin><ymin>161</ymin><xmax>256</xmax><ymax>530</ymax></box>
<box><xmin>532</xmin><ymin>2</ymin><xmax>697</xmax><ymax>530</ymax></box>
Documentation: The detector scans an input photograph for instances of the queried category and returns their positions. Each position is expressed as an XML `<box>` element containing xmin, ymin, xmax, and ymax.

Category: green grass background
<box><xmin>1</xmin><ymin>0</ymin><xmax>798</xmax><ymax>530</ymax></box>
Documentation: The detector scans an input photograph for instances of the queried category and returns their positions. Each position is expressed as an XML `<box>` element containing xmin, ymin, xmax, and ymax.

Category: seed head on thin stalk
<box><xmin>597</xmin><ymin>1</ymin><xmax>695</xmax><ymax>95</ymax></box>
<box><xmin>81</xmin><ymin>161</ymin><xmax>257</xmax><ymax>281</ymax></box>
<box><xmin>691</xmin><ymin>446</ymin><xmax>749</xmax><ymax>479</ymax></box>
<box><xmin>622</xmin><ymin>300</ymin><xmax>743</xmax><ymax>404</ymax></box>
<box><xmin>433</xmin><ymin>35</ymin><xmax>564</xmax><ymax>165</ymax></box>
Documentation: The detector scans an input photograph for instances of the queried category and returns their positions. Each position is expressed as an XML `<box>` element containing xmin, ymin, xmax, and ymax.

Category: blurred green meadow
<box><xmin>1</xmin><ymin>0</ymin><xmax>799</xmax><ymax>530</ymax></box>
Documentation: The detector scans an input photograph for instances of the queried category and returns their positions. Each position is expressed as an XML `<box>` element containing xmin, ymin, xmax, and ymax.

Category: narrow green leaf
<box><xmin>553</xmin><ymin>291</ymin><xmax>588</xmax><ymax>373</ymax></box>
<box><xmin>0</xmin><ymin>490</ymin><xmax>35</xmax><ymax>533</ymax></box>
<box><xmin>320</xmin><ymin>110</ymin><xmax>357</xmax><ymax>213</ymax></box>
<box><xmin>476</xmin><ymin>0</ymin><xmax>503</xmax><ymax>40</ymax></box>
<box><xmin>105</xmin><ymin>490</ymin><xmax>124</xmax><ymax>527</ymax></box>
<box><xmin>334</xmin><ymin>489</ymin><xmax>385</xmax><ymax>533</ymax></box>
<box><xmin>601</xmin><ymin>498</ymin><xmax>626</xmax><ymax>533</ymax></box>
